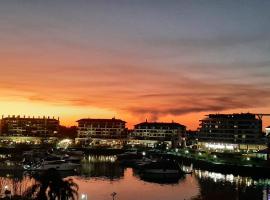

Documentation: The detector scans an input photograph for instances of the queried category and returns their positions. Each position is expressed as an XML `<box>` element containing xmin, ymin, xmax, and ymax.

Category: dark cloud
<box><xmin>125</xmin><ymin>83</ymin><xmax>270</xmax><ymax>121</ymax></box>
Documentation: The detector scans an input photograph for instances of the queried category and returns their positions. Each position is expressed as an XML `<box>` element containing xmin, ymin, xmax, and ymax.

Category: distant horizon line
<box><xmin>1</xmin><ymin>112</ymin><xmax>270</xmax><ymax>130</ymax></box>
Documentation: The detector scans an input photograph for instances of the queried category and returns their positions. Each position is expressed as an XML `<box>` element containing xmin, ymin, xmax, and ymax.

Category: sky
<box><xmin>0</xmin><ymin>0</ymin><xmax>270</xmax><ymax>129</ymax></box>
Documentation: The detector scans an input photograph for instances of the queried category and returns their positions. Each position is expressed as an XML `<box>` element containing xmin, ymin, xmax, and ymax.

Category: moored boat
<box><xmin>139</xmin><ymin>159</ymin><xmax>184</xmax><ymax>182</ymax></box>
<box><xmin>23</xmin><ymin>160</ymin><xmax>80</xmax><ymax>171</ymax></box>
<box><xmin>116</xmin><ymin>151</ymin><xmax>144</xmax><ymax>166</ymax></box>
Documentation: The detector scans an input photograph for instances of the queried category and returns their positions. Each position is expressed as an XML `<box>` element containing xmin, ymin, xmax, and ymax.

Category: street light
<box><xmin>81</xmin><ymin>193</ymin><xmax>88</xmax><ymax>200</ymax></box>
<box><xmin>111</xmin><ymin>192</ymin><xmax>117</xmax><ymax>200</ymax></box>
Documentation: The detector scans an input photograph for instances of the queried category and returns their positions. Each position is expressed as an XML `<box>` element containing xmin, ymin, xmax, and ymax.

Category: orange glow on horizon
<box><xmin>0</xmin><ymin>99</ymin><xmax>270</xmax><ymax>130</ymax></box>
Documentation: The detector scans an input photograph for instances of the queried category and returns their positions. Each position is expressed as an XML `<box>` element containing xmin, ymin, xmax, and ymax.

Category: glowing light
<box><xmin>205</xmin><ymin>143</ymin><xmax>236</xmax><ymax>150</ymax></box>
<box><xmin>57</xmin><ymin>139</ymin><xmax>73</xmax><ymax>149</ymax></box>
<box><xmin>81</xmin><ymin>193</ymin><xmax>88</xmax><ymax>200</ymax></box>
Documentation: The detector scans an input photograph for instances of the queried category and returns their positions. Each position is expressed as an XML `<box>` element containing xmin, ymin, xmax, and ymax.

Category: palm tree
<box><xmin>23</xmin><ymin>168</ymin><xmax>78</xmax><ymax>200</ymax></box>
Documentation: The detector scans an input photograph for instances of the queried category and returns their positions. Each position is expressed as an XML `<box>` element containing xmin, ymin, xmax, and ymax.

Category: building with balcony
<box><xmin>0</xmin><ymin>115</ymin><xmax>59</xmax><ymax>137</ymax></box>
<box><xmin>75</xmin><ymin>118</ymin><xmax>127</xmax><ymax>147</ymax></box>
<box><xmin>197</xmin><ymin>113</ymin><xmax>266</xmax><ymax>151</ymax></box>
<box><xmin>0</xmin><ymin>115</ymin><xmax>59</xmax><ymax>145</ymax></box>
<box><xmin>129</xmin><ymin>121</ymin><xmax>186</xmax><ymax>148</ymax></box>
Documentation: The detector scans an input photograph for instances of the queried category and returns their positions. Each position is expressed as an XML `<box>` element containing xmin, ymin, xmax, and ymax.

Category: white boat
<box><xmin>46</xmin><ymin>154</ymin><xmax>81</xmax><ymax>164</ymax></box>
<box><xmin>24</xmin><ymin>160</ymin><xmax>80</xmax><ymax>171</ymax></box>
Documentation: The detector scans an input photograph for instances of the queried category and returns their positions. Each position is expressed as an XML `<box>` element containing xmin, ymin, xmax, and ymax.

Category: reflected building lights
<box><xmin>192</xmin><ymin>169</ymin><xmax>268</xmax><ymax>187</ymax></box>
<box><xmin>84</xmin><ymin>155</ymin><xmax>117</xmax><ymax>163</ymax></box>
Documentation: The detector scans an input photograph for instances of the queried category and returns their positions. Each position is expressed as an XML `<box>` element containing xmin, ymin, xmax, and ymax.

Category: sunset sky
<box><xmin>0</xmin><ymin>0</ymin><xmax>270</xmax><ymax>129</ymax></box>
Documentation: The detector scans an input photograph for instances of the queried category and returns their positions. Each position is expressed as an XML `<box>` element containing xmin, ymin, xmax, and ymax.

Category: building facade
<box><xmin>129</xmin><ymin>121</ymin><xmax>186</xmax><ymax>148</ymax></box>
<box><xmin>265</xmin><ymin>126</ymin><xmax>270</xmax><ymax>136</ymax></box>
<box><xmin>197</xmin><ymin>113</ymin><xmax>266</xmax><ymax>151</ymax></box>
<box><xmin>76</xmin><ymin>118</ymin><xmax>127</xmax><ymax>147</ymax></box>
<box><xmin>0</xmin><ymin>115</ymin><xmax>59</xmax><ymax>137</ymax></box>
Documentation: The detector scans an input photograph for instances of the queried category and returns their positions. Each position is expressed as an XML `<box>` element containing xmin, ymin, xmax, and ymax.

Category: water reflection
<box><xmin>132</xmin><ymin>168</ymin><xmax>185</xmax><ymax>185</ymax></box>
<box><xmin>1</xmin><ymin>155</ymin><xmax>270</xmax><ymax>200</ymax></box>
<box><xmin>80</xmin><ymin>155</ymin><xmax>124</xmax><ymax>180</ymax></box>
<box><xmin>0</xmin><ymin>171</ymin><xmax>35</xmax><ymax>198</ymax></box>
<box><xmin>190</xmin><ymin>174</ymin><xmax>269</xmax><ymax>200</ymax></box>
<box><xmin>186</xmin><ymin>167</ymin><xmax>270</xmax><ymax>200</ymax></box>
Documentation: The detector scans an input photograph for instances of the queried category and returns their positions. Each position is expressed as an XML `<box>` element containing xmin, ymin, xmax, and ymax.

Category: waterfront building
<box><xmin>197</xmin><ymin>113</ymin><xmax>266</xmax><ymax>151</ymax></box>
<box><xmin>0</xmin><ymin>115</ymin><xmax>59</xmax><ymax>145</ymax></box>
<box><xmin>265</xmin><ymin>126</ymin><xmax>270</xmax><ymax>136</ymax></box>
<box><xmin>0</xmin><ymin>115</ymin><xmax>59</xmax><ymax>137</ymax></box>
<box><xmin>129</xmin><ymin>121</ymin><xmax>186</xmax><ymax>148</ymax></box>
<box><xmin>75</xmin><ymin>118</ymin><xmax>127</xmax><ymax>147</ymax></box>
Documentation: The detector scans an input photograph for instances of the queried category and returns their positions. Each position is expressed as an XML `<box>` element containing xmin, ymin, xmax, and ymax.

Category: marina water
<box><xmin>1</xmin><ymin>155</ymin><xmax>270</xmax><ymax>200</ymax></box>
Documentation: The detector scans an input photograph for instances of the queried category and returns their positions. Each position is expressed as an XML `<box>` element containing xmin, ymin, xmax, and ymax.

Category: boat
<box><xmin>133</xmin><ymin>157</ymin><xmax>153</xmax><ymax>169</ymax></box>
<box><xmin>116</xmin><ymin>151</ymin><xmax>144</xmax><ymax>166</ymax></box>
<box><xmin>64</xmin><ymin>149</ymin><xmax>84</xmax><ymax>156</ymax></box>
<box><xmin>117</xmin><ymin>151</ymin><xmax>143</xmax><ymax>160</ymax></box>
<box><xmin>22</xmin><ymin>151</ymin><xmax>81</xmax><ymax>171</ymax></box>
<box><xmin>139</xmin><ymin>159</ymin><xmax>185</xmax><ymax>182</ymax></box>
<box><xmin>23</xmin><ymin>160</ymin><xmax>80</xmax><ymax>171</ymax></box>
<box><xmin>45</xmin><ymin>154</ymin><xmax>81</xmax><ymax>164</ymax></box>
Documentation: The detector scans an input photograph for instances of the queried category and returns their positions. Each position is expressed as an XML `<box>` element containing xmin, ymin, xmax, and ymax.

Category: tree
<box><xmin>23</xmin><ymin>169</ymin><xmax>78</xmax><ymax>200</ymax></box>
<box><xmin>58</xmin><ymin>126</ymin><xmax>77</xmax><ymax>139</ymax></box>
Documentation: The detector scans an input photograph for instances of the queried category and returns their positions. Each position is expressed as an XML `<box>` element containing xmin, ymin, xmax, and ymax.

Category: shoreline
<box><xmin>1</xmin><ymin>146</ymin><xmax>270</xmax><ymax>178</ymax></box>
<box><xmin>164</xmin><ymin>151</ymin><xmax>270</xmax><ymax>178</ymax></box>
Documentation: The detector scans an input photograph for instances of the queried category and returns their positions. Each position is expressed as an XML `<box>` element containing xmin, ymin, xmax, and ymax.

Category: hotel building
<box><xmin>129</xmin><ymin>121</ymin><xmax>186</xmax><ymax>148</ymax></box>
<box><xmin>0</xmin><ymin>115</ymin><xmax>59</xmax><ymax>144</ymax></box>
<box><xmin>197</xmin><ymin>113</ymin><xmax>266</xmax><ymax>151</ymax></box>
<box><xmin>75</xmin><ymin>118</ymin><xmax>127</xmax><ymax>147</ymax></box>
<box><xmin>1</xmin><ymin>115</ymin><xmax>59</xmax><ymax>137</ymax></box>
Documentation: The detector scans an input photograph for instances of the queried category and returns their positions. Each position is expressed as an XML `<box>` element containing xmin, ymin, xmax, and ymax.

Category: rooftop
<box><xmin>135</xmin><ymin>121</ymin><xmax>186</xmax><ymax>128</ymax></box>
<box><xmin>201</xmin><ymin>113</ymin><xmax>258</xmax><ymax>120</ymax></box>
<box><xmin>2</xmin><ymin>115</ymin><xmax>59</xmax><ymax>121</ymax></box>
<box><xmin>76</xmin><ymin>118</ymin><xmax>126</xmax><ymax>123</ymax></box>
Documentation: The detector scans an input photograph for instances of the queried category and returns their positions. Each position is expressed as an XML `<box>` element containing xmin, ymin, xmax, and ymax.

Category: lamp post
<box><xmin>111</xmin><ymin>192</ymin><xmax>117</xmax><ymax>200</ymax></box>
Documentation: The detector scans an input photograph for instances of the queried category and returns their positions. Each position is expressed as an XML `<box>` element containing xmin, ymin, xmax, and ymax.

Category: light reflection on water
<box><xmin>75</xmin><ymin>156</ymin><xmax>270</xmax><ymax>200</ymax></box>
<box><xmin>1</xmin><ymin>155</ymin><xmax>270</xmax><ymax>200</ymax></box>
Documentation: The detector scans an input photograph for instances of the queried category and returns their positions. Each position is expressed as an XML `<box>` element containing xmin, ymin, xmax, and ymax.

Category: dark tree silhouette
<box><xmin>58</xmin><ymin>126</ymin><xmax>77</xmax><ymax>139</ymax></box>
<box><xmin>23</xmin><ymin>169</ymin><xmax>78</xmax><ymax>200</ymax></box>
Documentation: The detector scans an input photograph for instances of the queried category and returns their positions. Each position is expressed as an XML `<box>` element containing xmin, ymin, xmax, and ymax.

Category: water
<box><xmin>1</xmin><ymin>155</ymin><xmax>270</xmax><ymax>200</ymax></box>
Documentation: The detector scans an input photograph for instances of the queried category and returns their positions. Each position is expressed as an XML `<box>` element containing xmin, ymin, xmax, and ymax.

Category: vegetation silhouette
<box><xmin>23</xmin><ymin>168</ymin><xmax>78</xmax><ymax>200</ymax></box>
